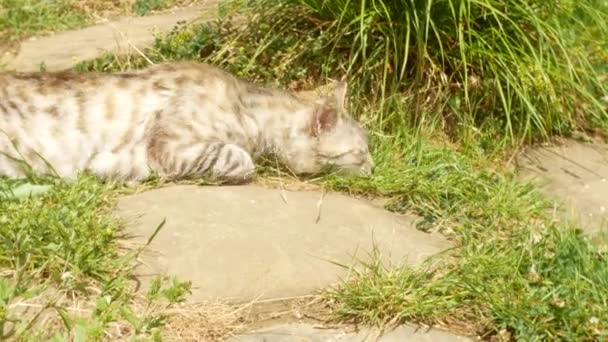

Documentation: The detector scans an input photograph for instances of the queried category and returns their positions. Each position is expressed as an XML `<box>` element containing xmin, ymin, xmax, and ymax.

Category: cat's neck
<box><xmin>242</xmin><ymin>85</ymin><xmax>315</xmax><ymax>156</ymax></box>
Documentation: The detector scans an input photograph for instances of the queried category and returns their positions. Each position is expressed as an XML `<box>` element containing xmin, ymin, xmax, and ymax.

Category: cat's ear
<box><xmin>310</xmin><ymin>104</ymin><xmax>338</xmax><ymax>137</ymax></box>
<box><xmin>335</xmin><ymin>79</ymin><xmax>348</xmax><ymax>114</ymax></box>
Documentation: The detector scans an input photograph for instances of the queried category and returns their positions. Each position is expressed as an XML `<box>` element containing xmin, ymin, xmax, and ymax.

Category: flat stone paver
<box><xmin>2</xmin><ymin>1</ymin><xmax>220</xmax><ymax>72</ymax></box>
<box><xmin>115</xmin><ymin>185</ymin><xmax>450</xmax><ymax>303</ymax></box>
<box><xmin>518</xmin><ymin>138</ymin><xmax>608</xmax><ymax>235</ymax></box>
<box><xmin>226</xmin><ymin>322</ymin><xmax>473</xmax><ymax>342</ymax></box>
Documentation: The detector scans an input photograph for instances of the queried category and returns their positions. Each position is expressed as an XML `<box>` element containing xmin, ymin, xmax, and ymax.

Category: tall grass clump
<box><xmin>294</xmin><ymin>0</ymin><xmax>608</xmax><ymax>144</ymax></box>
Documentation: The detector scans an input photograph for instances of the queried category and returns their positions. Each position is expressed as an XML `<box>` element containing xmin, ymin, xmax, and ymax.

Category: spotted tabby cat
<box><xmin>0</xmin><ymin>61</ymin><xmax>374</xmax><ymax>184</ymax></box>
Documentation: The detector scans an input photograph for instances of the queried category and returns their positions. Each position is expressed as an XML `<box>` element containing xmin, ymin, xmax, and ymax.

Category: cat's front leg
<box><xmin>206</xmin><ymin>143</ymin><xmax>256</xmax><ymax>184</ymax></box>
<box><xmin>148</xmin><ymin>141</ymin><xmax>256</xmax><ymax>184</ymax></box>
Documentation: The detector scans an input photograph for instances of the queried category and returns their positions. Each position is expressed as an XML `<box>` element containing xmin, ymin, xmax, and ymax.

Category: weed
<box><xmin>76</xmin><ymin>2</ymin><xmax>343</xmax><ymax>91</ymax></box>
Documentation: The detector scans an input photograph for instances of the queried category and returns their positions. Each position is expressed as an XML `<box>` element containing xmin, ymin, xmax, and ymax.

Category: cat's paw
<box><xmin>211</xmin><ymin>144</ymin><xmax>255</xmax><ymax>184</ymax></box>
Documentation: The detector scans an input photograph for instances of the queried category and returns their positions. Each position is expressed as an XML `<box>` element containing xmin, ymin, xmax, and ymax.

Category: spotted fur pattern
<box><xmin>0</xmin><ymin>61</ymin><xmax>374</xmax><ymax>183</ymax></box>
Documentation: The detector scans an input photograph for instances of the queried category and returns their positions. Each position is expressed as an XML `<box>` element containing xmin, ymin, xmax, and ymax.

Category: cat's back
<box><xmin>0</xmin><ymin>66</ymin><xmax>178</xmax><ymax>178</ymax></box>
<box><xmin>0</xmin><ymin>61</ymin><xmax>242</xmax><ymax>137</ymax></box>
<box><xmin>0</xmin><ymin>61</ymin><xmax>249</xmax><ymax>178</ymax></box>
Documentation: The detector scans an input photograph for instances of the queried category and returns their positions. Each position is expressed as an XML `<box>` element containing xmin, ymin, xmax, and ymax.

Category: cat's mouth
<box><xmin>349</xmin><ymin>152</ymin><xmax>375</xmax><ymax>176</ymax></box>
<box><xmin>319</xmin><ymin>152</ymin><xmax>375</xmax><ymax>177</ymax></box>
<box><xmin>360</xmin><ymin>164</ymin><xmax>374</xmax><ymax>176</ymax></box>
<box><xmin>364</xmin><ymin>152</ymin><xmax>375</xmax><ymax>175</ymax></box>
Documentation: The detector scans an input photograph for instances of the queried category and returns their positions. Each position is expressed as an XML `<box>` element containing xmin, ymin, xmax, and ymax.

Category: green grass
<box><xmin>0</xmin><ymin>175</ymin><xmax>193</xmax><ymax>340</ymax></box>
<box><xmin>295</xmin><ymin>0</ymin><xmax>608</xmax><ymax>143</ymax></box>
<box><xmin>75</xmin><ymin>1</ymin><xmax>342</xmax><ymax>90</ymax></box>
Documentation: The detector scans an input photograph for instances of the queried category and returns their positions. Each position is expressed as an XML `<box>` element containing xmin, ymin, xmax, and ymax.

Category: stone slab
<box><xmin>115</xmin><ymin>185</ymin><xmax>450</xmax><ymax>303</ymax></box>
<box><xmin>517</xmin><ymin>139</ymin><xmax>608</xmax><ymax>235</ymax></box>
<box><xmin>226</xmin><ymin>322</ymin><xmax>473</xmax><ymax>342</ymax></box>
<box><xmin>2</xmin><ymin>1</ymin><xmax>220</xmax><ymax>72</ymax></box>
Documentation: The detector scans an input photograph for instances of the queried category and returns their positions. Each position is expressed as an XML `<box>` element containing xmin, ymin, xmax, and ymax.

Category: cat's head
<box><xmin>284</xmin><ymin>81</ymin><xmax>375</xmax><ymax>177</ymax></box>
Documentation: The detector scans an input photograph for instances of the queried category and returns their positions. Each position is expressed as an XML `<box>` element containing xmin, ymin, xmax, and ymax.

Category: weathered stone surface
<box><xmin>226</xmin><ymin>322</ymin><xmax>473</xmax><ymax>342</ymax></box>
<box><xmin>2</xmin><ymin>1</ymin><xmax>220</xmax><ymax>72</ymax></box>
<box><xmin>518</xmin><ymin>139</ymin><xmax>608</xmax><ymax>235</ymax></box>
<box><xmin>115</xmin><ymin>185</ymin><xmax>450</xmax><ymax>303</ymax></box>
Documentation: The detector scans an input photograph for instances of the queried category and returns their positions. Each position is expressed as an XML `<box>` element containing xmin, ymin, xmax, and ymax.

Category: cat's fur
<box><xmin>0</xmin><ymin>61</ymin><xmax>374</xmax><ymax>184</ymax></box>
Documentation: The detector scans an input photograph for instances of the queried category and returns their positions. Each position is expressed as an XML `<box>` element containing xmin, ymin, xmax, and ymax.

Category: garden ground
<box><xmin>1</xmin><ymin>0</ymin><xmax>607</xmax><ymax>341</ymax></box>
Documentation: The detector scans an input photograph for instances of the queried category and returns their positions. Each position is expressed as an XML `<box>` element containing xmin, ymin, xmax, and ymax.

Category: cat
<box><xmin>0</xmin><ymin>61</ymin><xmax>374</xmax><ymax>184</ymax></box>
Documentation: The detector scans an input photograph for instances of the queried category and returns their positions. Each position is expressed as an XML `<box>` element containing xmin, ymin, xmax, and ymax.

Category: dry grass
<box><xmin>158</xmin><ymin>301</ymin><xmax>246</xmax><ymax>341</ymax></box>
<box><xmin>6</xmin><ymin>288</ymin><xmax>246</xmax><ymax>341</ymax></box>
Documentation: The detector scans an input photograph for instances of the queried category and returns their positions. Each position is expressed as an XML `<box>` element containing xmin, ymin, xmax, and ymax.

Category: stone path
<box><xmin>117</xmin><ymin>185</ymin><xmax>451</xmax><ymax>303</ymax></box>
<box><xmin>116</xmin><ymin>184</ymin><xmax>470</xmax><ymax>341</ymax></box>
<box><xmin>1</xmin><ymin>1</ymin><xmax>220</xmax><ymax>72</ymax></box>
